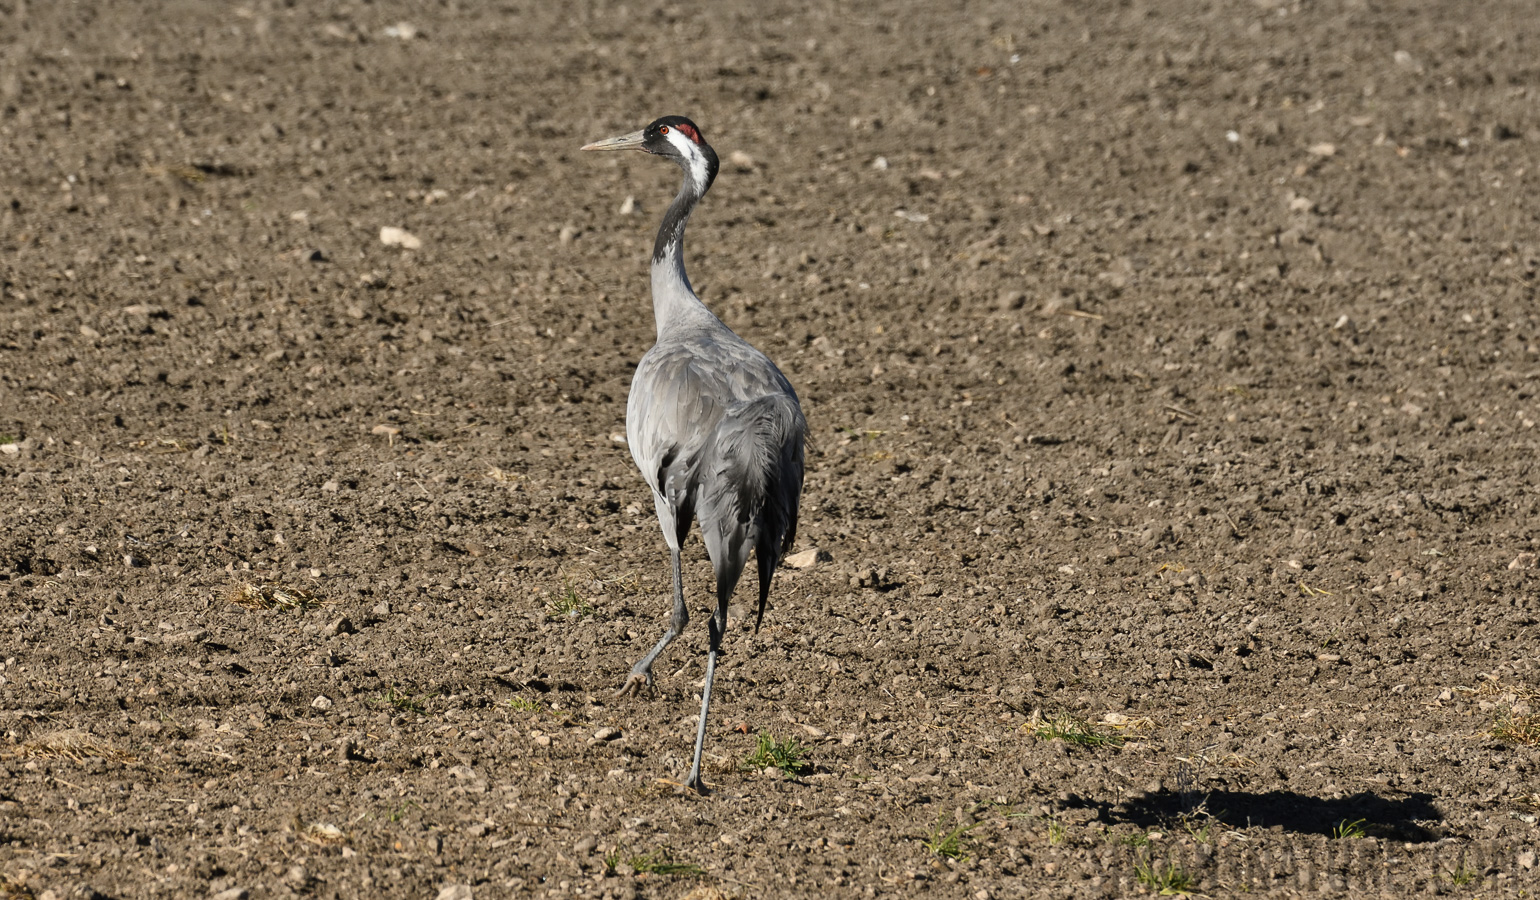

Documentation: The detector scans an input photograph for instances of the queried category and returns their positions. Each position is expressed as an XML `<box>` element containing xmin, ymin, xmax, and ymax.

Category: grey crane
<box><xmin>583</xmin><ymin>116</ymin><xmax>806</xmax><ymax>793</ymax></box>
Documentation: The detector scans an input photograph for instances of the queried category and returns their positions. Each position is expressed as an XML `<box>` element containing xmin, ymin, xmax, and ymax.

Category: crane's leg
<box><xmin>684</xmin><ymin>593</ymin><xmax>730</xmax><ymax>793</ymax></box>
<box><xmin>616</xmin><ymin>546</ymin><xmax>687</xmax><ymax>697</ymax></box>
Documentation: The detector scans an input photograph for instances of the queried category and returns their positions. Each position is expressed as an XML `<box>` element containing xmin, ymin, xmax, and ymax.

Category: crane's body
<box><xmin>584</xmin><ymin>116</ymin><xmax>806</xmax><ymax>793</ymax></box>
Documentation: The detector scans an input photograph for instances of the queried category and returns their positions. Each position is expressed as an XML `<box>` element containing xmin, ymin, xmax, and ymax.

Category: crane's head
<box><xmin>582</xmin><ymin>115</ymin><xmax>719</xmax><ymax>193</ymax></box>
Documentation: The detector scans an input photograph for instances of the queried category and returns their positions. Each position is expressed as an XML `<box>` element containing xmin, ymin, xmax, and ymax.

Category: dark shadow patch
<box><xmin>1064</xmin><ymin>789</ymin><xmax>1443</xmax><ymax>843</ymax></box>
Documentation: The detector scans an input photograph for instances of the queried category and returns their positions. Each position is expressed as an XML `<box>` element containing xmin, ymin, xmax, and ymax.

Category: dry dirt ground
<box><xmin>3</xmin><ymin>0</ymin><xmax>1540</xmax><ymax>897</ymax></box>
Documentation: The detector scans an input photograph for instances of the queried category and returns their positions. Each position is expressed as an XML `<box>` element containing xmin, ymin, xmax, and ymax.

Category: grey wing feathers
<box><xmin>694</xmin><ymin>392</ymin><xmax>806</xmax><ymax>623</ymax></box>
<box><xmin>626</xmin><ymin>334</ymin><xmax>793</xmax><ymax>496</ymax></box>
<box><xmin>696</xmin><ymin>394</ymin><xmax>805</xmax><ymax>523</ymax></box>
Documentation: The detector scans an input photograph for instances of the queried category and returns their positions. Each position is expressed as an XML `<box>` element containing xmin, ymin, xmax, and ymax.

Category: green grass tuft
<box><xmin>1030</xmin><ymin>711</ymin><xmax>1125</xmax><ymax>749</ymax></box>
<box><xmin>603</xmin><ymin>846</ymin><xmax>704</xmax><ymax>878</ymax></box>
<box><xmin>741</xmin><ymin>731</ymin><xmax>810</xmax><ymax>778</ymax></box>
<box><xmin>1181</xmin><ymin>816</ymin><xmax>1216</xmax><ymax>844</ymax></box>
<box><xmin>373</xmin><ymin>687</ymin><xmax>429</xmax><ymax>715</ymax></box>
<box><xmin>1135</xmin><ymin>857</ymin><xmax>1197</xmax><ymax>895</ymax></box>
<box><xmin>921</xmin><ymin>812</ymin><xmax>981</xmax><ymax>862</ymax></box>
<box><xmin>1330</xmin><ymin>818</ymin><xmax>1367</xmax><ymax>840</ymax></box>
<box><xmin>1490</xmin><ymin>711</ymin><xmax>1540</xmax><ymax>746</ymax></box>
<box><xmin>549</xmin><ymin>579</ymin><xmax>594</xmax><ymax>620</ymax></box>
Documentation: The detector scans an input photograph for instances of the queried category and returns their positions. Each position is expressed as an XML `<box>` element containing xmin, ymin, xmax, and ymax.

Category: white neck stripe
<box><xmin>666</xmin><ymin>130</ymin><xmax>710</xmax><ymax>192</ymax></box>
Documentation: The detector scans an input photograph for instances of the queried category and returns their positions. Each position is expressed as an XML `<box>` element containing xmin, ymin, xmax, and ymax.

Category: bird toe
<box><xmin>614</xmin><ymin>672</ymin><xmax>653</xmax><ymax>698</ymax></box>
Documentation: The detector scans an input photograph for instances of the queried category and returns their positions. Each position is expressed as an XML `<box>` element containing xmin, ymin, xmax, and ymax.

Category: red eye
<box><xmin>659</xmin><ymin>125</ymin><xmax>670</xmax><ymax>135</ymax></box>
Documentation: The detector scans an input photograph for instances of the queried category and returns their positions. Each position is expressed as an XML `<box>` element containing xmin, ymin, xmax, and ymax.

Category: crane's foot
<box><xmin>613</xmin><ymin>670</ymin><xmax>654</xmax><ymax>698</ymax></box>
<box><xmin>683</xmin><ymin>771</ymin><xmax>710</xmax><ymax>795</ymax></box>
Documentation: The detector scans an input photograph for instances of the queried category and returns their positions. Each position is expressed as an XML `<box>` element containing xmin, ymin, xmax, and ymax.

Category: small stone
<box><xmin>574</xmin><ymin>835</ymin><xmax>598</xmax><ymax>855</ymax></box>
<box><xmin>619</xmin><ymin>196</ymin><xmax>636</xmax><ymax>215</ymax></box>
<box><xmin>1519</xmin><ymin>849</ymin><xmax>1536</xmax><ymax>870</ymax></box>
<box><xmin>371</xmin><ymin>424</ymin><xmax>402</xmax><ymax>437</ymax></box>
<box><xmin>558</xmin><ymin>225</ymin><xmax>578</xmax><ymax>243</ymax></box>
<box><xmin>373</xmin><ymin>601</ymin><xmax>391</xmax><ymax>616</ymax></box>
<box><xmin>729</xmin><ymin>150</ymin><xmax>756</xmax><ymax>170</ymax></box>
<box><xmin>322</xmin><ymin>480</ymin><xmax>340</xmax><ymax>492</ymax></box>
<box><xmin>448</xmin><ymin>765</ymin><xmax>477</xmax><ymax>780</ymax></box>
<box><xmin>435</xmin><ymin>886</ymin><xmax>472</xmax><ymax>900</ymax></box>
<box><xmin>0</xmin><ymin>444</ymin><xmax>17</xmax><ymax>455</ymax></box>
<box><xmin>1308</xmin><ymin>142</ymin><xmax>1336</xmax><ymax>157</ymax></box>
<box><xmin>592</xmin><ymin>726</ymin><xmax>621</xmax><ymax>742</ymax></box>
<box><xmin>211</xmin><ymin>889</ymin><xmax>249</xmax><ymax>900</ymax></box>
<box><xmin>1212</xmin><ymin>328</ymin><xmax>1245</xmax><ymax>350</ymax></box>
<box><xmin>784</xmin><ymin>548</ymin><xmax>822</xmax><ymax>569</ymax></box>
<box><xmin>379</xmin><ymin>226</ymin><xmax>422</xmax><ymax>250</ymax></box>
<box><xmin>311</xmin><ymin>695</ymin><xmax>333</xmax><ymax>711</ymax></box>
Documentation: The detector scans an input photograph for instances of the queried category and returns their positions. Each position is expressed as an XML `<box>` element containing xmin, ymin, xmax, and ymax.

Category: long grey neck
<box><xmin>648</xmin><ymin>174</ymin><xmax>718</xmax><ymax>340</ymax></box>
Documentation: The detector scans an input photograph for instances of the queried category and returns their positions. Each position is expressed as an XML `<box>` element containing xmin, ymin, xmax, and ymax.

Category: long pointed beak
<box><xmin>581</xmin><ymin>129</ymin><xmax>647</xmax><ymax>152</ymax></box>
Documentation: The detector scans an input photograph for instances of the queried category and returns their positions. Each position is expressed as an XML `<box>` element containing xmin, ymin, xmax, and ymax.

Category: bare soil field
<box><xmin>3</xmin><ymin>0</ymin><xmax>1539</xmax><ymax>897</ymax></box>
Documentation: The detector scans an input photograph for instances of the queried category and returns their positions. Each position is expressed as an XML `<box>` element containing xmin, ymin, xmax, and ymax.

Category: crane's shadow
<box><xmin>1063</xmin><ymin>788</ymin><xmax>1443</xmax><ymax>842</ymax></box>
